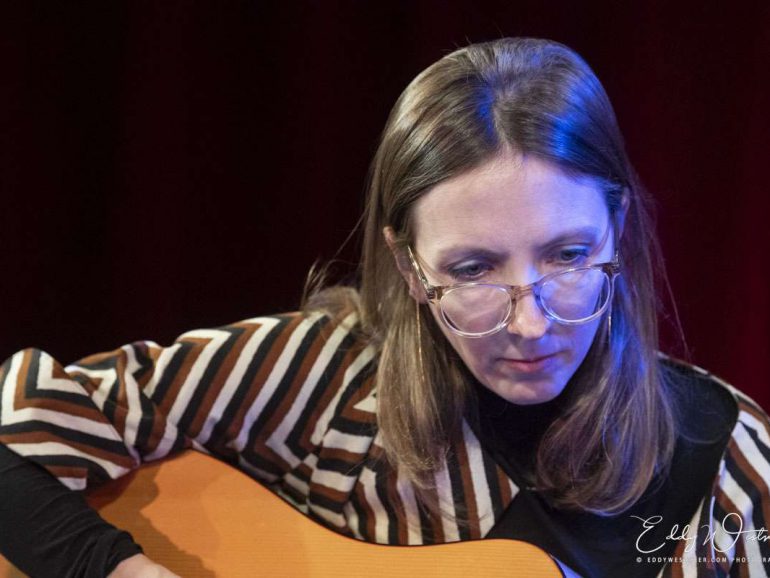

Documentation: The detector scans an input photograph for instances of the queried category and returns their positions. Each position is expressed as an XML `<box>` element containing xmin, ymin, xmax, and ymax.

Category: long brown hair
<box><xmin>307</xmin><ymin>37</ymin><xmax>678</xmax><ymax>515</ymax></box>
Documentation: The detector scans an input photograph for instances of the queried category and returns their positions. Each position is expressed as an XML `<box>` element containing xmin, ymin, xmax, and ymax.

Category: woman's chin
<box><xmin>484</xmin><ymin>378</ymin><xmax>565</xmax><ymax>406</ymax></box>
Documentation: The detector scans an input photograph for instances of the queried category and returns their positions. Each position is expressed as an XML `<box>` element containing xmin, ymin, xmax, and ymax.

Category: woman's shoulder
<box><xmin>658</xmin><ymin>353</ymin><xmax>770</xmax><ymax>448</ymax></box>
<box><xmin>209</xmin><ymin>305</ymin><xmax>377</xmax><ymax>382</ymax></box>
<box><xmin>172</xmin><ymin>303</ymin><xmax>372</xmax><ymax>359</ymax></box>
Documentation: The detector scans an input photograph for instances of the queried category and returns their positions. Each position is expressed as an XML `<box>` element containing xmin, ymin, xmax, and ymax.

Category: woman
<box><xmin>1</xmin><ymin>37</ymin><xmax>768</xmax><ymax>577</ymax></box>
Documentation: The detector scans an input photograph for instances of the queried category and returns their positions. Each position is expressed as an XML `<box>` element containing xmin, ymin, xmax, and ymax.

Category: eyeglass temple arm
<box><xmin>611</xmin><ymin>208</ymin><xmax>623</xmax><ymax>266</ymax></box>
<box><xmin>406</xmin><ymin>246</ymin><xmax>439</xmax><ymax>300</ymax></box>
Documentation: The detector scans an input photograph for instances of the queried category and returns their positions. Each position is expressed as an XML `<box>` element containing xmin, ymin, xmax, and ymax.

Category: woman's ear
<box><xmin>383</xmin><ymin>226</ymin><xmax>428</xmax><ymax>304</ymax></box>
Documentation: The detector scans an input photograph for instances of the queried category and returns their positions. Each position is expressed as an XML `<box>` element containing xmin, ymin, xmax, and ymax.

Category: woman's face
<box><xmin>400</xmin><ymin>152</ymin><xmax>617</xmax><ymax>405</ymax></box>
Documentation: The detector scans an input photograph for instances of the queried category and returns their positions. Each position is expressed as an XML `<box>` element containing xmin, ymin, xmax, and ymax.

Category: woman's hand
<box><xmin>108</xmin><ymin>554</ymin><xmax>181</xmax><ymax>577</ymax></box>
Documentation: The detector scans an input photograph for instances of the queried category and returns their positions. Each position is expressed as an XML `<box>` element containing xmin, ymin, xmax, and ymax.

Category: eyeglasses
<box><xmin>406</xmin><ymin>246</ymin><xmax>621</xmax><ymax>338</ymax></box>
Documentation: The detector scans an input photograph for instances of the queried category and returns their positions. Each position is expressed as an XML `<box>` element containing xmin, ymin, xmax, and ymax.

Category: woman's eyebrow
<box><xmin>433</xmin><ymin>226</ymin><xmax>605</xmax><ymax>263</ymax></box>
<box><xmin>433</xmin><ymin>247</ymin><xmax>508</xmax><ymax>265</ymax></box>
<box><xmin>539</xmin><ymin>225</ymin><xmax>604</xmax><ymax>247</ymax></box>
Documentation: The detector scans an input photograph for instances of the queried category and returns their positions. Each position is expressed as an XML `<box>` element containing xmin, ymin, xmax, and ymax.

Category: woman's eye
<box><xmin>553</xmin><ymin>247</ymin><xmax>590</xmax><ymax>265</ymax></box>
<box><xmin>448</xmin><ymin>262</ymin><xmax>491</xmax><ymax>281</ymax></box>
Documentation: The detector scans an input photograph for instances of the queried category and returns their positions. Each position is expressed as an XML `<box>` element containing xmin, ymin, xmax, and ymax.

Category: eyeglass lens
<box><xmin>440</xmin><ymin>268</ymin><xmax>611</xmax><ymax>335</ymax></box>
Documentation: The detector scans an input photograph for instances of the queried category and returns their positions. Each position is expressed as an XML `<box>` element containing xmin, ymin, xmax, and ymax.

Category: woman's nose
<box><xmin>506</xmin><ymin>292</ymin><xmax>551</xmax><ymax>339</ymax></box>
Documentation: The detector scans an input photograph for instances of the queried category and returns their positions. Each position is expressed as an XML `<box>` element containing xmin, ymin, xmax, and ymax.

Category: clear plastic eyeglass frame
<box><xmin>406</xmin><ymin>245</ymin><xmax>621</xmax><ymax>338</ymax></box>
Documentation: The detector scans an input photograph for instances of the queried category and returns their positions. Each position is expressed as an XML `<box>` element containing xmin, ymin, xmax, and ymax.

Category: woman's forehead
<box><xmin>411</xmin><ymin>155</ymin><xmax>610</xmax><ymax>256</ymax></box>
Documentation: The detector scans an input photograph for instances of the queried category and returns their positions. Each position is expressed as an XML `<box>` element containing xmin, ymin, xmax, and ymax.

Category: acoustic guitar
<box><xmin>0</xmin><ymin>450</ymin><xmax>563</xmax><ymax>577</ymax></box>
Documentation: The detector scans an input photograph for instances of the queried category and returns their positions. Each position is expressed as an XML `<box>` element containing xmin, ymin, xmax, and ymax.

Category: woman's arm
<box><xmin>0</xmin><ymin>311</ymin><xmax>359</xmax><ymax>491</ymax></box>
<box><xmin>0</xmin><ymin>310</ymin><xmax>365</xmax><ymax>573</ymax></box>
<box><xmin>0</xmin><ymin>443</ymin><xmax>142</xmax><ymax>577</ymax></box>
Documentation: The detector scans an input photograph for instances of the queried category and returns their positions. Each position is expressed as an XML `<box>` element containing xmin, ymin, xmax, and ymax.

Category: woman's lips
<box><xmin>499</xmin><ymin>353</ymin><xmax>558</xmax><ymax>373</ymax></box>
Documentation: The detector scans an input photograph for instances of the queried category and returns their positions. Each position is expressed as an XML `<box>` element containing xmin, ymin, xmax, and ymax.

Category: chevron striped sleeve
<box><xmin>658</xmin><ymin>384</ymin><xmax>770</xmax><ymax>577</ymax></box>
<box><xmin>0</xmin><ymin>309</ymin><xmax>522</xmax><ymax>546</ymax></box>
<box><xmin>0</xmin><ymin>311</ymin><xmax>374</xmax><ymax>493</ymax></box>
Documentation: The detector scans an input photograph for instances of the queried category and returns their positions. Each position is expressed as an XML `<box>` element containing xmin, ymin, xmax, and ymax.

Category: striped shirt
<box><xmin>1</xmin><ymin>310</ymin><xmax>769</xmax><ymax>576</ymax></box>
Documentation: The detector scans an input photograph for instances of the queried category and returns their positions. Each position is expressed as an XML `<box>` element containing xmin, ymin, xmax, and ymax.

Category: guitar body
<box><xmin>1</xmin><ymin>451</ymin><xmax>563</xmax><ymax>577</ymax></box>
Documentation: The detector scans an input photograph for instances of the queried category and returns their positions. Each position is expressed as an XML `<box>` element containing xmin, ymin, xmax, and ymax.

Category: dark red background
<box><xmin>1</xmin><ymin>2</ymin><xmax>768</xmax><ymax>406</ymax></box>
